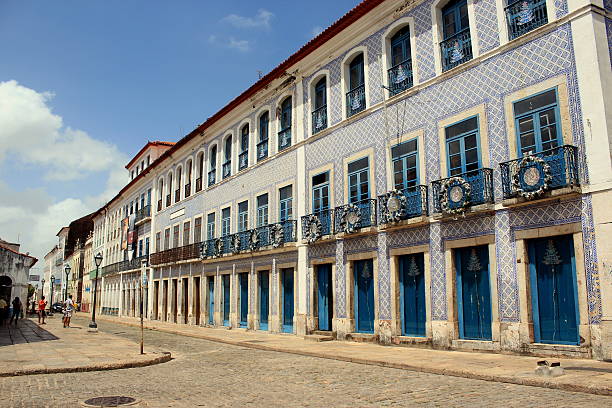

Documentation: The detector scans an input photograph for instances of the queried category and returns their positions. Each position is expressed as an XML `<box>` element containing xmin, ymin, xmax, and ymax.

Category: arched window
<box><xmin>223</xmin><ymin>136</ymin><xmax>232</xmax><ymax>179</ymax></box>
<box><xmin>157</xmin><ymin>179</ymin><xmax>164</xmax><ymax>211</ymax></box>
<box><xmin>347</xmin><ymin>54</ymin><xmax>365</xmax><ymax>117</ymax></box>
<box><xmin>278</xmin><ymin>97</ymin><xmax>292</xmax><ymax>151</ymax></box>
<box><xmin>388</xmin><ymin>26</ymin><xmax>413</xmax><ymax>95</ymax></box>
<box><xmin>312</xmin><ymin>77</ymin><xmax>327</xmax><ymax>134</ymax></box>
<box><xmin>175</xmin><ymin>167</ymin><xmax>182</xmax><ymax>202</ymax></box>
<box><xmin>208</xmin><ymin>145</ymin><xmax>217</xmax><ymax>187</ymax></box>
<box><xmin>258</xmin><ymin>112</ymin><xmax>269</xmax><ymax>161</ymax></box>
<box><xmin>185</xmin><ymin>160</ymin><xmax>192</xmax><ymax>197</ymax></box>
<box><xmin>196</xmin><ymin>152</ymin><xmax>204</xmax><ymax>192</ymax></box>
<box><xmin>167</xmin><ymin>173</ymin><xmax>173</xmax><ymax>206</ymax></box>
<box><xmin>239</xmin><ymin>124</ymin><xmax>249</xmax><ymax>171</ymax></box>
<box><xmin>440</xmin><ymin>0</ymin><xmax>472</xmax><ymax>71</ymax></box>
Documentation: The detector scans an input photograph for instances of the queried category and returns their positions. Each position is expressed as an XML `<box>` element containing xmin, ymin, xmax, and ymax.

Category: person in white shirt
<box><xmin>63</xmin><ymin>295</ymin><xmax>74</xmax><ymax>328</ymax></box>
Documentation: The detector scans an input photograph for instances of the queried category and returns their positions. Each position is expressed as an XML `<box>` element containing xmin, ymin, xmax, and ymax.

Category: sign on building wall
<box><xmin>29</xmin><ymin>275</ymin><xmax>40</xmax><ymax>281</ymax></box>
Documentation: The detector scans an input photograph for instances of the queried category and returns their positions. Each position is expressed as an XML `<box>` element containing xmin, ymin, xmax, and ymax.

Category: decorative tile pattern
<box><xmin>581</xmin><ymin>195</ymin><xmax>602</xmax><ymax>324</ymax></box>
<box><xmin>377</xmin><ymin>232</ymin><xmax>392</xmax><ymax>319</ymax></box>
<box><xmin>607</xmin><ymin>18</ymin><xmax>612</xmax><ymax>70</ymax></box>
<box><xmin>441</xmin><ymin>215</ymin><xmax>495</xmax><ymax>240</ymax></box>
<box><xmin>606</xmin><ymin>0</ymin><xmax>612</xmax><ymax>12</ymax></box>
<box><xmin>495</xmin><ymin>210</ymin><xmax>520</xmax><ymax>322</ymax></box>
<box><xmin>345</xmin><ymin>235</ymin><xmax>378</xmax><ymax>254</ymax></box>
<box><xmin>510</xmin><ymin>198</ymin><xmax>581</xmax><ymax>229</ymax></box>
<box><xmin>335</xmin><ymin>239</ymin><xmax>347</xmax><ymax>318</ymax></box>
<box><xmin>474</xmin><ymin>0</ymin><xmax>501</xmax><ymax>53</ymax></box>
<box><xmin>555</xmin><ymin>0</ymin><xmax>569</xmax><ymax>18</ymax></box>
<box><xmin>412</xmin><ymin>0</ymin><xmax>437</xmax><ymax>81</ymax></box>
<box><xmin>429</xmin><ymin>222</ymin><xmax>446</xmax><ymax>320</ymax></box>
<box><xmin>271</xmin><ymin>258</ymin><xmax>277</xmax><ymax>316</ymax></box>
<box><xmin>386</xmin><ymin>226</ymin><xmax>430</xmax><ymax>248</ymax></box>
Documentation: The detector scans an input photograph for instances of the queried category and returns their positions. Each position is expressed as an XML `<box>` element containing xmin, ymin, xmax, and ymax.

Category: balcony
<box><xmin>195</xmin><ymin>177</ymin><xmax>202</xmax><ymax>193</ymax></box>
<box><xmin>333</xmin><ymin>199</ymin><xmax>377</xmax><ymax>234</ymax></box>
<box><xmin>301</xmin><ymin>209</ymin><xmax>333</xmax><ymax>243</ymax></box>
<box><xmin>500</xmin><ymin>145</ymin><xmax>579</xmax><ymax>201</ymax></box>
<box><xmin>135</xmin><ymin>205</ymin><xmax>151</xmax><ymax>224</ymax></box>
<box><xmin>222</xmin><ymin>161</ymin><xmax>231</xmax><ymax>179</ymax></box>
<box><xmin>238</xmin><ymin>151</ymin><xmax>249</xmax><ymax>171</ymax></box>
<box><xmin>257</xmin><ymin>139</ymin><xmax>268</xmax><ymax>161</ymax></box>
<box><xmin>101</xmin><ymin>255</ymin><xmax>148</xmax><ymax>276</ymax></box>
<box><xmin>150</xmin><ymin>243</ymin><xmax>201</xmax><ymax>266</ymax></box>
<box><xmin>312</xmin><ymin>106</ymin><xmax>328</xmax><ymax>134</ymax></box>
<box><xmin>506</xmin><ymin>0</ymin><xmax>548</xmax><ymax>40</ymax></box>
<box><xmin>166</xmin><ymin>194</ymin><xmax>171</xmax><ymax>207</ymax></box>
<box><xmin>208</xmin><ymin>170</ymin><xmax>216</xmax><ymax>187</ymax></box>
<box><xmin>378</xmin><ymin>185</ymin><xmax>428</xmax><ymax>224</ymax></box>
<box><xmin>157</xmin><ymin>199</ymin><xmax>162</xmax><ymax>212</ymax></box>
<box><xmin>387</xmin><ymin>59</ymin><xmax>413</xmax><ymax>96</ymax></box>
<box><xmin>174</xmin><ymin>189</ymin><xmax>180</xmax><ymax>203</ymax></box>
<box><xmin>278</xmin><ymin>128</ymin><xmax>291</xmax><ymax>151</ymax></box>
<box><xmin>346</xmin><ymin>84</ymin><xmax>366</xmax><ymax>117</ymax></box>
<box><xmin>432</xmin><ymin>168</ymin><xmax>494</xmax><ymax>215</ymax></box>
<box><xmin>440</xmin><ymin>28</ymin><xmax>473</xmax><ymax>72</ymax></box>
<box><xmin>185</xmin><ymin>183</ymin><xmax>191</xmax><ymax>198</ymax></box>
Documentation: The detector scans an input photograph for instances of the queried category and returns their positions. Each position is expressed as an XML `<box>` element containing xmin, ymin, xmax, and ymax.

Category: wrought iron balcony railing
<box><xmin>208</xmin><ymin>170</ymin><xmax>216</xmax><ymax>187</ymax></box>
<box><xmin>333</xmin><ymin>199</ymin><xmax>377</xmax><ymax>234</ymax></box>
<box><xmin>166</xmin><ymin>194</ymin><xmax>171</xmax><ymax>207</ymax></box>
<box><xmin>346</xmin><ymin>84</ymin><xmax>366</xmax><ymax>117</ymax></box>
<box><xmin>238</xmin><ymin>151</ymin><xmax>249</xmax><ymax>171</ymax></box>
<box><xmin>387</xmin><ymin>59</ymin><xmax>413</xmax><ymax>96</ymax></box>
<box><xmin>440</xmin><ymin>28</ymin><xmax>473</xmax><ymax>72</ymax></box>
<box><xmin>500</xmin><ymin>145</ymin><xmax>579</xmax><ymax>200</ymax></box>
<box><xmin>301</xmin><ymin>209</ymin><xmax>333</xmax><ymax>243</ymax></box>
<box><xmin>174</xmin><ymin>189</ymin><xmax>180</xmax><ymax>203</ymax></box>
<box><xmin>150</xmin><ymin>243</ymin><xmax>201</xmax><ymax>266</ymax></box>
<box><xmin>195</xmin><ymin>177</ymin><xmax>202</xmax><ymax>192</ymax></box>
<box><xmin>257</xmin><ymin>139</ymin><xmax>268</xmax><ymax>161</ymax></box>
<box><xmin>101</xmin><ymin>255</ymin><xmax>148</xmax><ymax>276</ymax></box>
<box><xmin>135</xmin><ymin>205</ymin><xmax>151</xmax><ymax>224</ymax></box>
<box><xmin>185</xmin><ymin>183</ymin><xmax>191</xmax><ymax>198</ymax></box>
<box><xmin>312</xmin><ymin>106</ymin><xmax>328</xmax><ymax>134</ymax></box>
<box><xmin>506</xmin><ymin>0</ymin><xmax>548</xmax><ymax>40</ymax></box>
<box><xmin>222</xmin><ymin>161</ymin><xmax>231</xmax><ymax>179</ymax></box>
<box><xmin>378</xmin><ymin>185</ymin><xmax>428</xmax><ymax>224</ymax></box>
<box><xmin>157</xmin><ymin>199</ymin><xmax>162</xmax><ymax>212</ymax></box>
<box><xmin>278</xmin><ymin>128</ymin><xmax>292</xmax><ymax>151</ymax></box>
<box><xmin>432</xmin><ymin>168</ymin><xmax>494</xmax><ymax>214</ymax></box>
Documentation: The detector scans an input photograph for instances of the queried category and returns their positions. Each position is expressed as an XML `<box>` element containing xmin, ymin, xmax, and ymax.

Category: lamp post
<box><xmin>140</xmin><ymin>258</ymin><xmax>148</xmax><ymax>355</ymax></box>
<box><xmin>49</xmin><ymin>275</ymin><xmax>55</xmax><ymax>316</ymax></box>
<box><xmin>89</xmin><ymin>252</ymin><xmax>103</xmax><ymax>332</ymax></box>
<box><xmin>64</xmin><ymin>264</ymin><xmax>71</xmax><ymax>302</ymax></box>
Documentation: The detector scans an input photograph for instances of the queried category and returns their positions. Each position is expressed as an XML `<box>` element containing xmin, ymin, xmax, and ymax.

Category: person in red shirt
<box><xmin>38</xmin><ymin>296</ymin><xmax>47</xmax><ymax>325</ymax></box>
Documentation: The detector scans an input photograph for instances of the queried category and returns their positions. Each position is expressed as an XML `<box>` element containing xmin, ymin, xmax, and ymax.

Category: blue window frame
<box><xmin>279</xmin><ymin>185</ymin><xmax>293</xmax><ymax>222</ymax></box>
<box><xmin>238</xmin><ymin>201</ymin><xmax>248</xmax><ymax>232</ymax></box>
<box><xmin>312</xmin><ymin>78</ymin><xmax>327</xmax><ymax>134</ymax></box>
<box><xmin>138</xmin><ymin>240</ymin><xmax>143</xmax><ymax>257</ymax></box>
<box><xmin>348</xmin><ymin>157</ymin><xmax>369</xmax><ymax>203</ymax></box>
<box><xmin>445</xmin><ymin>116</ymin><xmax>481</xmax><ymax>177</ymax></box>
<box><xmin>223</xmin><ymin>136</ymin><xmax>232</xmax><ymax>179</ymax></box>
<box><xmin>442</xmin><ymin>0</ymin><xmax>469</xmax><ymax>39</ymax></box>
<box><xmin>145</xmin><ymin>237</ymin><xmax>150</xmax><ymax>256</ymax></box>
<box><xmin>207</xmin><ymin>213</ymin><xmax>215</xmax><ymax>240</ymax></box>
<box><xmin>279</xmin><ymin>97</ymin><xmax>292</xmax><ymax>151</ymax></box>
<box><xmin>513</xmin><ymin>88</ymin><xmax>562</xmax><ymax>156</ymax></box>
<box><xmin>256</xmin><ymin>194</ymin><xmax>268</xmax><ymax>227</ymax></box>
<box><xmin>440</xmin><ymin>0</ymin><xmax>472</xmax><ymax>71</ymax></box>
<box><xmin>392</xmin><ymin>139</ymin><xmax>419</xmax><ymax>191</ymax></box>
<box><xmin>388</xmin><ymin>26</ymin><xmax>413</xmax><ymax>95</ymax></box>
<box><xmin>347</xmin><ymin>54</ymin><xmax>366</xmax><ymax>116</ymax></box>
<box><xmin>312</xmin><ymin>172</ymin><xmax>330</xmax><ymax>213</ymax></box>
<box><xmin>208</xmin><ymin>145</ymin><xmax>217</xmax><ymax>186</ymax></box>
<box><xmin>258</xmin><ymin>112</ymin><xmax>269</xmax><ymax>161</ymax></box>
<box><xmin>147</xmin><ymin>188</ymin><xmax>151</xmax><ymax>206</ymax></box>
<box><xmin>239</xmin><ymin>124</ymin><xmax>249</xmax><ymax>170</ymax></box>
<box><xmin>221</xmin><ymin>208</ymin><xmax>231</xmax><ymax>237</ymax></box>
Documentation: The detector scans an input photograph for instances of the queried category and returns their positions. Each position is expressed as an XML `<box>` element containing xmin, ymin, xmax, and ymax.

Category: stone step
<box><xmin>311</xmin><ymin>330</ymin><xmax>335</xmax><ymax>337</ymax></box>
<box><xmin>303</xmin><ymin>334</ymin><xmax>334</xmax><ymax>342</ymax></box>
<box><xmin>346</xmin><ymin>333</ymin><xmax>378</xmax><ymax>343</ymax></box>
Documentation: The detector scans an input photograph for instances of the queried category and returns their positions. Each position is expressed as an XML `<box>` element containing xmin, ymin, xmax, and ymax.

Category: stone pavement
<box><xmin>0</xmin><ymin>315</ymin><xmax>170</xmax><ymax>377</ymax></box>
<box><xmin>94</xmin><ymin>315</ymin><xmax>611</xmax><ymax>396</ymax></box>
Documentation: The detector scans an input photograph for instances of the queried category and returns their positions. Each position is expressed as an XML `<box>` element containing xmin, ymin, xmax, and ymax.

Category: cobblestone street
<box><xmin>1</xmin><ymin>318</ymin><xmax>609</xmax><ymax>407</ymax></box>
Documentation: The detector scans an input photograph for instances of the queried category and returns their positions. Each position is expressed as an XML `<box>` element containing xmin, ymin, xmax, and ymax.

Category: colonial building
<box><xmin>78</xmin><ymin>0</ymin><xmax>611</xmax><ymax>360</ymax></box>
<box><xmin>0</xmin><ymin>239</ymin><xmax>38</xmax><ymax>306</ymax></box>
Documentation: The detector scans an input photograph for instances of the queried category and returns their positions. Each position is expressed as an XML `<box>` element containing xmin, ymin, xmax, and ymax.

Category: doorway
<box><xmin>239</xmin><ymin>273</ymin><xmax>249</xmax><ymax>328</ymax></box>
<box><xmin>153</xmin><ymin>281</ymin><xmax>159</xmax><ymax>320</ymax></box>
<box><xmin>193</xmin><ymin>277</ymin><xmax>201</xmax><ymax>326</ymax></box>
<box><xmin>222</xmin><ymin>274</ymin><xmax>230</xmax><ymax>326</ymax></box>
<box><xmin>259</xmin><ymin>271</ymin><xmax>269</xmax><ymax>330</ymax></box>
<box><xmin>182</xmin><ymin>278</ymin><xmax>189</xmax><ymax>324</ymax></box>
<box><xmin>172</xmin><ymin>279</ymin><xmax>178</xmax><ymax>323</ymax></box>
<box><xmin>316</xmin><ymin>264</ymin><xmax>333</xmax><ymax>331</ymax></box>
<box><xmin>281</xmin><ymin>268</ymin><xmax>294</xmax><ymax>333</ymax></box>
<box><xmin>353</xmin><ymin>259</ymin><xmax>374</xmax><ymax>333</ymax></box>
<box><xmin>162</xmin><ymin>280</ymin><xmax>168</xmax><ymax>321</ymax></box>
<box><xmin>208</xmin><ymin>276</ymin><xmax>215</xmax><ymax>325</ymax></box>
<box><xmin>399</xmin><ymin>253</ymin><xmax>426</xmax><ymax>337</ymax></box>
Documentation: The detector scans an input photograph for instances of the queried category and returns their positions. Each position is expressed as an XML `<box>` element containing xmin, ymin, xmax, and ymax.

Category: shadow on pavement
<box><xmin>0</xmin><ymin>318</ymin><xmax>59</xmax><ymax>347</ymax></box>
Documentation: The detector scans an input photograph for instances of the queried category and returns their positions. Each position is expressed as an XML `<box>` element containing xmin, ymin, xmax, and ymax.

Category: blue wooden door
<box><xmin>259</xmin><ymin>271</ymin><xmax>269</xmax><ymax>330</ymax></box>
<box><xmin>354</xmin><ymin>259</ymin><xmax>375</xmax><ymax>333</ymax></box>
<box><xmin>456</xmin><ymin>246</ymin><xmax>492</xmax><ymax>340</ymax></box>
<box><xmin>317</xmin><ymin>264</ymin><xmax>333</xmax><ymax>331</ymax></box>
<box><xmin>222</xmin><ymin>275</ymin><xmax>230</xmax><ymax>326</ymax></box>
<box><xmin>239</xmin><ymin>273</ymin><xmax>248</xmax><ymax>328</ymax></box>
<box><xmin>399</xmin><ymin>253</ymin><xmax>426</xmax><ymax>337</ymax></box>
<box><xmin>282</xmin><ymin>268</ymin><xmax>294</xmax><ymax>333</ymax></box>
<box><xmin>208</xmin><ymin>277</ymin><xmax>214</xmax><ymax>325</ymax></box>
<box><xmin>528</xmin><ymin>235</ymin><xmax>579</xmax><ymax>345</ymax></box>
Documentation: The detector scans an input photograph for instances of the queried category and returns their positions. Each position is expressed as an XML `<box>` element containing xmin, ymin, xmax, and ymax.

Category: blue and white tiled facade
<box><xmin>87</xmin><ymin>0</ymin><xmax>612</xmax><ymax>360</ymax></box>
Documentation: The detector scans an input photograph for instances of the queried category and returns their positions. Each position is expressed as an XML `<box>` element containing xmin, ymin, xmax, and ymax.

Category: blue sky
<box><xmin>0</xmin><ymin>0</ymin><xmax>359</xmax><ymax>263</ymax></box>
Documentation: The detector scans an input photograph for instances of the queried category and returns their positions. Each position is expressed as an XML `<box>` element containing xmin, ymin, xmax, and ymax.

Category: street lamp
<box><xmin>89</xmin><ymin>252</ymin><xmax>103</xmax><ymax>332</ymax></box>
<box><xmin>64</xmin><ymin>264</ymin><xmax>71</xmax><ymax>302</ymax></box>
<box><xmin>49</xmin><ymin>275</ymin><xmax>55</xmax><ymax>316</ymax></box>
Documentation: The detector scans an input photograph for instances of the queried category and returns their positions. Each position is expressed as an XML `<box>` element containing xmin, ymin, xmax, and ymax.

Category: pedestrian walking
<box><xmin>38</xmin><ymin>296</ymin><xmax>48</xmax><ymax>324</ymax></box>
<box><xmin>63</xmin><ymin>295</ymin><xmax>74</xmax><ymax>328</ymax></box>
<box><xmin>10</xmin><ymin>297</ymin><xmax>22</xmax><ymax>326</ymax></box>
<box><xmin>0</xmin><ymin>297</ymin><xmax>8</xmax><ymax>327</ymax></box>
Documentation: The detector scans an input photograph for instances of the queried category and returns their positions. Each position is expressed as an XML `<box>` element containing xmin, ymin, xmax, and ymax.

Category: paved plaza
<box><xmin>1</xmin><ymin>317</ymin><xmax>610</xmax><ymax>407</ymax></box>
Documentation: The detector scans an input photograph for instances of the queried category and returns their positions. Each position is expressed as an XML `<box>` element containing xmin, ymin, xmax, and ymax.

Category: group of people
<box><xmin>0</xmin><ymin>294</ymin><xmax>76</xmax><ymax>328</ymax></box>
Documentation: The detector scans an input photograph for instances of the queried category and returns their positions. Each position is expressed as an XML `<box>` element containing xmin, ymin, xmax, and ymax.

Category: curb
<box><xmin>95</xmin><ymin>318</ymin><xmax>612</xmax><ymax>397</ymax></box>
<box><xmin>0</xmin><ymin>352</ymin><xmax>171</xmax><ymax>378</ymax></box>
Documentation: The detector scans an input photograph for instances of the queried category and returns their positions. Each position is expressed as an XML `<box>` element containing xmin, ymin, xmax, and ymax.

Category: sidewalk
<box><xmin>0</xmin><ymin>316</ymin><xmax>170</xmax><ymax>377</ymax></box>
<box><xmin>93</xmin><ymin>315</ymin><xmax>611</xmax><ymax>396</ymax></box>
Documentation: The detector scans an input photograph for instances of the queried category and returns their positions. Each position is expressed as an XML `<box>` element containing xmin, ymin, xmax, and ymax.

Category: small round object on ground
<box><xmin>82</xmin><ymin>396</ymin><xmax>139</xmax><ymax>407</ymax></box>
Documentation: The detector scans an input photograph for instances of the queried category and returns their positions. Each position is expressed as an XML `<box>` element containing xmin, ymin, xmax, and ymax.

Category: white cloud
<box><xmin>311</xmin><ymin>26</ymin><xmax>324</xmax><ymax>38</ymax></box>
<box><xmin>208</xmin><ymin>35</ymin><xmax>251</xmax><ymax>53</ymax></box>
<box><xmin>221</xmin><ymin>9</ymin><xmax>274</xmax><ymax>30</ymax></box>
<box><xmin>0</xmin><ymin>80</ymin><xmax>129</xmax><ymax>264</ymax></box>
